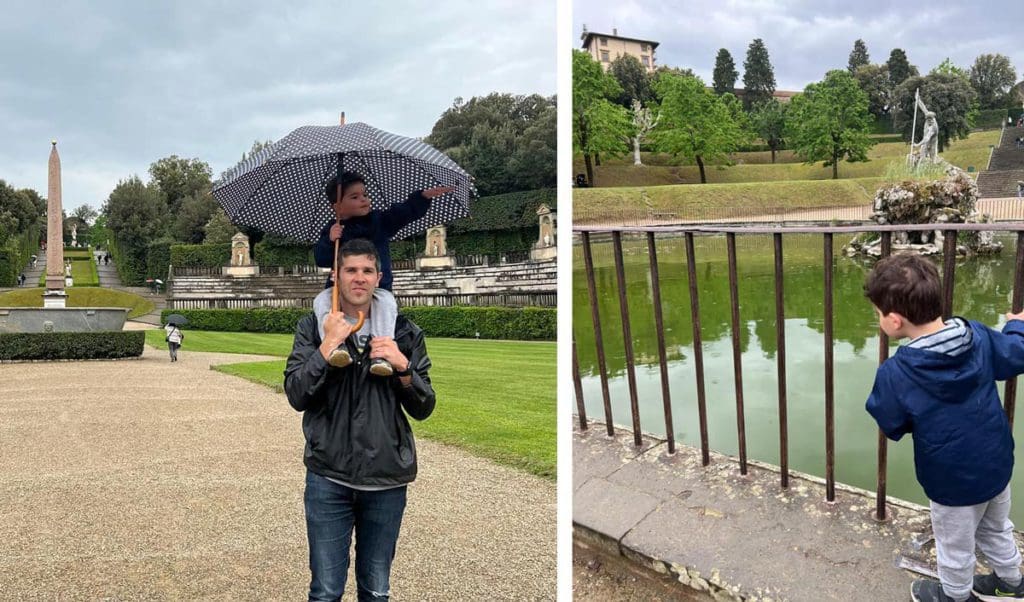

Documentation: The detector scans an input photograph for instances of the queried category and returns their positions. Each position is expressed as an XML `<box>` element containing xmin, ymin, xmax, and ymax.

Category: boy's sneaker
<box><xmin>912</xmin><ymin>579</ymin><xmax>980</xmax><ymax>601</ymax></box>
<box><xmin>973</xmin><ymin>572</ymin><xmax>1024</xmax><ymax>601</ymax></box>
<box><xmin>327</xmin><ymin>347</ymin><xmax>352</xmax><ymax>368</ymax></box>
<box><xmin>369</xmin><ymin>358</ymin><xmax>394</xmax><ymax>377</ymax></box>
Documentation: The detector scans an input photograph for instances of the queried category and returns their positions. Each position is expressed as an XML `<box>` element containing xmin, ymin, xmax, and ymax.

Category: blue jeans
<box><xmin>304</xmin><ymin>470</ymin><xmax>407</xmax><ymax>601</ymax></box>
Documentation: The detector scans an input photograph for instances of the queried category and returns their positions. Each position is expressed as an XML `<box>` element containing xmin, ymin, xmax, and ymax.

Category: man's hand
<box><xmin>319</xmin><ymin>312</ymin><xmax>355</xmax><ymax>360</ymax></box>
<box><xmin>1008</xmin><ymin>310</ymin><xmax>1024</xmax><ymax>322</ymax></box>
<box><xmin>329</xmin><ymin>223</ymin><xmax>343</xmax><ymax>242</ymax></box>
<box><xmin>421</xmin><ymin>186</ymin><xmax>455</xmax><ymax>199</ymax></box>
<box><xmin>369</xmin><ymin>337</ymin><xmax>409</xmax><ymax>373</ymax></box>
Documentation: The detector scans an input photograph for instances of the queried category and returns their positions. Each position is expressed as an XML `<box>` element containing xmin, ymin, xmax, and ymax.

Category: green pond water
<box><xmin>573</xmin><ymin>233</ymin><xmax>1021</xmax><ymax>519</ymax></box>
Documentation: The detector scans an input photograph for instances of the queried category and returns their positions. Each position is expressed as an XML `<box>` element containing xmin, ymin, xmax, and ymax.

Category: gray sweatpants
<box><xmin>931</xmin><ymin>484</ymin><xmax>1022</xmax><ymax>600</ymax></box>
<box><xmin>313</xmin><ymin>288</ymin><xmax>398</xmax><ymax>343</ymax></box>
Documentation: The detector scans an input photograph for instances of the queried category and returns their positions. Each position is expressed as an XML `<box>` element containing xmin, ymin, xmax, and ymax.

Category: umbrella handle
<box><xmin>331</xmin><ymin>218</ymin><xmax>344</xmax><ymax>312</ymax></box>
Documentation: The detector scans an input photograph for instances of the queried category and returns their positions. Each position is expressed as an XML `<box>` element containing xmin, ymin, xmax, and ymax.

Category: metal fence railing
<box><xmin>573</xmin><ymin>222</ymin><xmax>1024</xmax><ymax>520</ymax></box>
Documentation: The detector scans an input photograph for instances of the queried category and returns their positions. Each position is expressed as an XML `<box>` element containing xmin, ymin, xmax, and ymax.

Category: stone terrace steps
<box><xmin>978</xmin><ymin>125</ymin><xmax>1024</xmax><ymax>198</ymax></box>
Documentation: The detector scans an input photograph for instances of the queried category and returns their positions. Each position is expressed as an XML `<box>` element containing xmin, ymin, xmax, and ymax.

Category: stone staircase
<box><xmin>166</xmin><ymin>260</ymin><xmax>557</xmax><ymax>309</ymax></box>
<box><xmin>976</xmin><ymin>125</ymin><xmax>1024</xmax><ymax>198</ymax></box>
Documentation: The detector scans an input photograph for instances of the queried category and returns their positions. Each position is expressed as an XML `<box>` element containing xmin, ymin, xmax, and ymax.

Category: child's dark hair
<box><xmin>325</xmin><ymin>171</ymin><xmax>366</xmax><ymax>205</ymax></box>
<box><xmin>337</xmin><ymin>238</ymin><xmax>380</xmax><ymax>271</ymax></box>
<box><xmin>864</xmin><ymin>254</ymin><xmax>942</xmax><ymax>325</ymax></box>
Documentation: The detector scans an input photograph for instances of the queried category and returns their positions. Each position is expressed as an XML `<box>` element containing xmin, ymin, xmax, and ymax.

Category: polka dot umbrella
<box><xmin>212</xmin><ymin>122</ymin><xmax>476</xmax><ymax>243</ymax></box>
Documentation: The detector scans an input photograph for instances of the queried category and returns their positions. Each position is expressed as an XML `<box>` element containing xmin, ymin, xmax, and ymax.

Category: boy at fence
<box><xmin>313</xmin><ymin>171</ymin><xmax>452</xmax><ymax>375</ymax></box>
<box><xmin>864</xmin><ymin>253</ymin><xmax>1024</xmax><ymax>602</ymax></box>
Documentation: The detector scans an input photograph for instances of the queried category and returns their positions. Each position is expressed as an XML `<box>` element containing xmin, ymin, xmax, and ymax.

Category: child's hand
<box><xmin>329</xmin><ymin>223</ymin><xmax>343</xmax><ymax>242</ymax></box>
<box><xmin>422</xmin><ymin>186</ymin><xmax>455</xmax><ymax>199</ymax></box>
<box><xmin>1007</xmin><ymin>310</ymin><xmax>1024</xmax><ymax>322</ymax></box>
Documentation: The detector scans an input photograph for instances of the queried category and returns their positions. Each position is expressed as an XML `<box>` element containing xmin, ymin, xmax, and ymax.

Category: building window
<box><xmin>600</xmin><ymin>50</ymin><xmax>610</xmax><ymax>62</ymax></box>
<box><xmin>641</xmin><ymin>44</ymin><xmax>649</xmax><ymax>52</ymax></box>
<box><xmin>600</xmin><ymin>37</ymin><xmax>608</xmax><ymax>46</ymax></box>
<box><xmin>641</xmin><ymin>55</ymin><xmax>649</xmax><ymax>67</ymax></box>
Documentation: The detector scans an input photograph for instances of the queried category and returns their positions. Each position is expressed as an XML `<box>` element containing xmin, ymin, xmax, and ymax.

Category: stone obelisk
<box><xmin>44</xmin><ymin>140</ymin><xmax>67</xmax><ymax>307</ymax></box>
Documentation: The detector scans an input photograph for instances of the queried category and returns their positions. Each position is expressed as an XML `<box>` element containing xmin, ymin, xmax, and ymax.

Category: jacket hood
<box><xmin>892</xmin><ymin>318</ymin><xmax>982</xmax><ymax>404</ymax></box>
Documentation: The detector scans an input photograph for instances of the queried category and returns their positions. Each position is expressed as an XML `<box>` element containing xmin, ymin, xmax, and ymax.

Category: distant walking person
<box><xmin>164</xmin><ymin>323</ymin><xmax>183</xmax><ymax>362</ymax></box>
<box><xmin>1018</xmin><ymin>180</ymin><xmax>1024</xmax><ymax>199</ymax></box>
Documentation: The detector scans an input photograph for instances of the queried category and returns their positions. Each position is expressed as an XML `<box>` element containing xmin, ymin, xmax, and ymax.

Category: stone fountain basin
<box><xmin>0</xmin><ymin>307</ymin><xmax>129</xmax><ymax>333</ymax></box>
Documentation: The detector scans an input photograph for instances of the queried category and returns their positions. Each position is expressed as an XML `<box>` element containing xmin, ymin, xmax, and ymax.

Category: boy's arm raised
<box><xmin>990</xmin><ymin>314</ymin><xmax>1024</xmax><ymax>381</ymax></box>
<box><xmin>380</xmin><ymin>186</ymin><xmax>455</xmax><ymax>237</ymax></box>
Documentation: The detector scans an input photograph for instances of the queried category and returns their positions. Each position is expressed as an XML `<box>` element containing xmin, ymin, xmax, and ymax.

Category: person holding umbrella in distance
<box><xmin>312</xmin><ymin>171</ymin><xmax>453</xmax><ymax>374</ymax></box>
<box><xmin>164</xmin><ymin>314</ymin><xmax>187</xmax><ymax>362</ymax></box>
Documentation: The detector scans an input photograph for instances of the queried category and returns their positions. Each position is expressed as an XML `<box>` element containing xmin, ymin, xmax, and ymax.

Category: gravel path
<box><xmin>0</xmin><ymin>346</ymin><xmax>555</xmax><ymax>600</ymax></box>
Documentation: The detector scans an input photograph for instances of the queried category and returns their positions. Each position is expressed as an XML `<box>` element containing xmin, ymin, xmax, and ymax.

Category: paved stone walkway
<box><xmin>0</xmin><ymin>347</ymin><xmax>556</xmax><ymax>600</ymax></box>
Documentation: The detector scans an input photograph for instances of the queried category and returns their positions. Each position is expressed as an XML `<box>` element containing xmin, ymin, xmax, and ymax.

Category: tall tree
<box><xmin>713</xmin><ymin>48</ymin><xmax>738</xmax><ymax>95</ymax></box>
<box><xmin>652</xmin><ymin>73</ymin><xmax>747</xmax><ymax>183</ymax></box>
<box><xmin>893</xmin><ymin>73</ymin><xmax>978</xmax><ymax>152</ymax></box>
<box><xmin>148</xmin><ymin>156</ymin><xmax>212</xmax><ymax>216</ymax></box>
<box><xmin>508</xmin><ymin>102</ymin><xmax>557</xmax><ymax>191</ymax></box>
<box><xmin>787</xmin><ymin>70</ymin><xmax>874</xmax><ymax>179</ymax></box>
<box><xmin>71</xmin><ymin>204</ymin><xmax>98</xmax><ymax>225</ymax></box>
<box><xmin>426</xmin><ymin>93</ymin><xmax>556</xmax><ymax>195</ymax></box>
<box><xmin>848</xmin><ymin>39</ymin><xmax>870</xmax><ymax>74</ymax></box>
<box><xmin>203</xmin><ymin>208</ymin><xmax>236</xmax><ymax>244</ymax></box>
<box><xmin>886</xmin><ymin>48</ymin><xmax>917</xmax><ymax>87</ymax></box>
<box><xmin>172</xmin><ymin>192</ymin><xmax>219</xmax><ymax>243</ymax></box>
<box><xmin>572</xmin><ymin>50</ymin><xmax>631</xmax><ymax>186</ymax></box>
<box><xmin>853</xmin><ymin>63</ymin><xmax>892</xmax><ymax>118</ymax></box>
<box><xmin>609</xmin><ymin>54</ymin><xmax>653</xmax><ymax>107</ymax></box>
<box><xmin>969</xmin><ymin>54</ymin><xmax>1017</xmax><ymax>109</ymax></box>
<box><xmin>102</xmin><ymin>176</ymin><xmax>168</xmax><ymax>284</ymax></box>
<box><xmin>931</xmin><ymin>58</ymin><xmax>970</xmax><ymax>81</ymax></box>
<box><xmin>750</xmin><ymin>99</ymin><xmax>788</xmax><ymax>163</ymax></box>
<box><xmin>742</xmin><ymin>38</ymin><xmax>776</xmax><ymax>110</ymax></box>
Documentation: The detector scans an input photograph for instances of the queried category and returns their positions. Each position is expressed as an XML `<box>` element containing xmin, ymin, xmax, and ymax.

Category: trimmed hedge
<box><xmin>400</xmin><ymin>306</ymin><xmax>555</xmax><ymax>340</ymax></box>
<box><xmin>448</xmin><ymin>189</ymin><xmax>556</xmax><ymax>234</ymax></box>
<box><xmin>253</xmin><ymin>241</ymin><xmax>313</xmax><ymax>267</ymax></box>
<box><xmin>0</xmin><ymin>226</ymin><xmax>40</xmax><ymax>287</ymax></box>
<box><xmin>0</xmin><ymin>331</ymin><xmax>145</xmax><ymax>361</ymax></box>
<box><xmin>146</xmin><ymin>240</ymin><xmax>173</xmax><ymax>280</ymax></box>
<box><xmin>160</xmin><ymin>306</ymin><xmax>556</xmax><ymax>340</ymax></box>
<box><xmin>975</xmin><ymin>108</ymin><xmax>1008</xmax><ymax>130</ymax></box>
<box><xmin>161</xmin><ymin>308</ymin><xmax>310</xmax><ymax>333</ymax></box>
<box><xmin>170</xmin><ymin>243</ymin><xmax>232</xmax><ymax>268</ymax></box>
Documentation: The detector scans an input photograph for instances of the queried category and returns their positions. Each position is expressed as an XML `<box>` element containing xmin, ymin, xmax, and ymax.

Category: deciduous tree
<box><xmin>969</xmin><ymin>53</ymin><xmax>1017</xmax><ymax>109</ymax></box>
<box><xmin>572</xmin><ymin>50</ymin><xmax>631</xmax><ymax>186</ymax></box>
<box><xmin>893</xmin><ymin>73</ymin><xmax>978</xmax><ymax>152</ymax></box>
<box><xmin>787</xmin><ymin>70</ymin><xmax>874</xmax><ymax>179</ymax></box>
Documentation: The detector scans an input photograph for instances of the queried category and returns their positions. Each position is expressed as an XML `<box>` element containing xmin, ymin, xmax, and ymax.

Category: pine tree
<box><xmin>886</xmin><ymin>48</ymin><xmax>916</xmax><ymax>86</ymax></box>
<box><xmin>713</xmin><ymin>48</ymin><xmax>738</xmax><ymax>95</ymax></box>
<box><xmin>848</xmin><ymin>39</ymin><xmax>870</xmax><ymax>74</ymax></box>
<box><xmin>742</xmin><ymin>38</ymin><xmax>776</xmax><ymax>110</ymax></box>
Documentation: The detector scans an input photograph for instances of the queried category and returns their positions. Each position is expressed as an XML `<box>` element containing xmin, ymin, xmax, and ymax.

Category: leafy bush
<box><xmin>160</xmin><ymin>308</ymin><xmax>310</xmax><ymax>333</ymax></box>
<box><xmin>253</xmin><ymin>241</ymin><xmax>313</xmax><ymax>267</ymax></box>
<box><xmin>448</xmin><ymin>189</ymin><xmax>556</xmax><ymax>234</ymax></box>
<box><xmin>399</xmin><ymin>306</ymin><xmax>555</xmax><ymax>340</ymax></box>
<box><xmin>146</xmin><ymin>240</ymin><xmax>173</xmax><ymax>280</ymax></box>
<box><xmin>170</xmin><ymin>243</ymin><xmax>232</xmax><ymax>268</ymax></box>
<box><xmin>0</xmin><ymin>331</ymin><xmax>145</xmax><ymax>360</ymax></box>
<box><xmin>160</xmin><ymin>306</ymin><xmax>556</xmax><ymax>340</ymax></box>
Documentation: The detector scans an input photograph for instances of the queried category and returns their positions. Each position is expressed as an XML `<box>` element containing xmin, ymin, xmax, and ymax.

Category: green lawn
<box><xmin>576</xmin><ymin>129</ymin><xmax>998</xmax><ymax>188</ymax></box>
<box><xmin>147</xmin><ymin>331</ymin><xmax>557</xmax><ymax>479</ymax></box>
<box><xmin>0</xmin><ymin>287</ymin><xmax>154</xmax><ymax>318</ymax></box>
<box><xmin>36</xmin><ymin>257</ymin><xmax>99</xmax><ymax>287</ymax></box>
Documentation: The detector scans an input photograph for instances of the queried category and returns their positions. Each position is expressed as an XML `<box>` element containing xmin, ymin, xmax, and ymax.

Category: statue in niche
<box><xmin>230</xmin><ymin>232</ymin><xmax>251</xmax><ymax>266</ymax></box>
<box><xmin>535</xmin><ymin>204</ymin><xmax>556</xmax><ymax>248</ymax></box>
<box><xmin>425</xmin><ymin>226</ymin><xmax>447</xmax><ymax>257</ymax></box>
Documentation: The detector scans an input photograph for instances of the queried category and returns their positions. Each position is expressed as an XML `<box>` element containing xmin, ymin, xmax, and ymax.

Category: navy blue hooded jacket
<box><xmin>867</xmin><ymin>318</ymin><xmax>1024</xmax><ymax>506</ymax></box>
<box><xmin>313</xmin><ymin>191</ymin><xmax>430</xmax><ymax>291</ymax></box>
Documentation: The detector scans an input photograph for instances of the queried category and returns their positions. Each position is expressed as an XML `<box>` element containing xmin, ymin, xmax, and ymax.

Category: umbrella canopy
<box><xmin>165</xmin><ymin>314</ymin><xmax>188</xmax><ymax>326</ymax></box>
<box><xmin>212</xmin><ymin>122</ymin><xmax>475</xmax><ymax>243</ymax></box>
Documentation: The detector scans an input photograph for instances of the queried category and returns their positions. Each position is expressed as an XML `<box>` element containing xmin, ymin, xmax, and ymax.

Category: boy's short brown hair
<box><xmin>864</xmin><ymin>254</ymin><xmax>942</xmax><ymax>325</ymax></box>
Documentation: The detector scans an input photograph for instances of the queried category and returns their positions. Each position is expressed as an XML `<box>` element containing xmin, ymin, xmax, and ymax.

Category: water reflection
<box><xmin>573</xmin><ymin>233</ymin><xmax>1018</xmax><ymax>516</ymax></box>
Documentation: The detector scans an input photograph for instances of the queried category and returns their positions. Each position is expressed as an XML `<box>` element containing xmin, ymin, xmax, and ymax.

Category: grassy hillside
<box><xmin>575</xmin><ymin>130</ymin><xmax>998</xmax><ymax>188</ymax></box>
<box><xmin>0</xmin><ymin>288</ymin><xmax>154</xmax><ymax>318</ymax></box>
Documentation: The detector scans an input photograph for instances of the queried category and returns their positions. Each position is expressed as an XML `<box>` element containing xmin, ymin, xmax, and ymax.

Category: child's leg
<box><xmin>369</xmin><ymin>289</ymin><xmax>397</xmax><ymax>339</ymax></box>
<box><xmin>931</xmin><ymin>499</ymin><xmax>986</xmax><ymax>600</ymax></box>
<box><xmin>976</xmin><ymin>485</ymin><xmax>1022</xmax><ymax>584</ymax></box>
<box><xmin>312</xmin><ymin>289</ymin><xmax>332</xmax><ymax>342</ymax></box>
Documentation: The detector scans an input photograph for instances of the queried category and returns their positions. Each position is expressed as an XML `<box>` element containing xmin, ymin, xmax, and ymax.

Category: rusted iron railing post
<box><xmin>726</xmin><ymin>232</ymin><xmax>748</xmax><ymax>474</ymax></box>
<box><xmin>612</xmin><ymin>231</ymin><xmax>643</xmax><ymax>446</ymax></box>
<box><xmin>572</xmin><ymin>336</ymin><xmax>587</xmax><ymax>430</ymax></box>
<box><xmin>646</xmin><ymin>232</ymin><xmax>676</xmax><ymax>454</ymax></box>
<box><xmin>1006</xmin><ymin>232</ymin><xmax>1024</xmax><ymax>427</ymax></box>
<box><xmin>942</xmin><ymin>231</ymin><xmax>958</xmax><ymax>321</ymax></box>
<box><xmin>824</xmin><ymin>232</ymin><xmax>835</xmax><ymax>502</ymax></box>
<box><xmin>685</xmin><ymin>233</ymin><xmax>711</xmax><ymax>465</ymax></box>
<box><xmin>876</xmin><ymin>232</ymin><xmax>892</xmax><ymax>521</ymax></box>
<box><xmin>581</xmin><ymin>232</ymin><xmax>614</xmax><ymax>436</ymax></box>
<box><xmin>774</xmin><ymin>233</ymin><xmax>789</xmax><ymax>488</ymax></box>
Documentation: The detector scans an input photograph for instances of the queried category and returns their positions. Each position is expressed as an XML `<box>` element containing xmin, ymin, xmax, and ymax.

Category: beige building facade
<box><xmin>581</xmin><ymin>27</ymin><xmax>658</xmax><ymax>72</ymax></box>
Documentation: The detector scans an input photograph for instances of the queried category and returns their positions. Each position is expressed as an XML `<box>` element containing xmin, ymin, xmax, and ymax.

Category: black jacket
<box><xmin>284</xmin><ymin>312</ymin><xmax>436</xmax><ymax>487</ymax></box>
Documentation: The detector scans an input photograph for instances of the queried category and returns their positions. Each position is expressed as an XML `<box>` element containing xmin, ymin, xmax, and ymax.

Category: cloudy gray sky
<box><xmin>574</xmin><ymin>0</ymin><xmax>1024</xmax><ymax>92</ymax></box>
<box><xmin>1</xmin><ymin>1</ymin><xmax>556</xmax><ymax>213</ymax></box>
